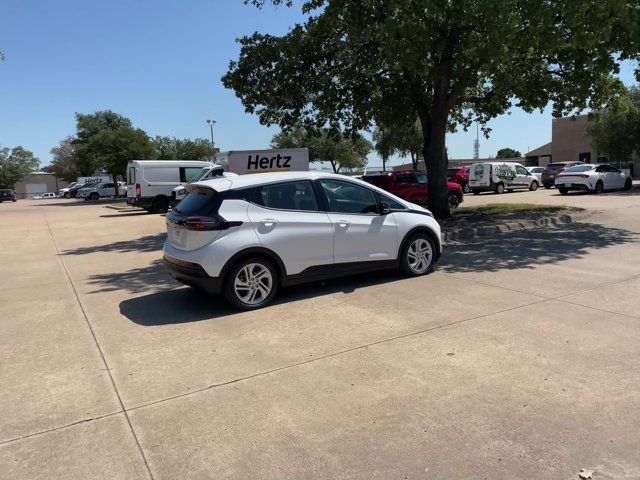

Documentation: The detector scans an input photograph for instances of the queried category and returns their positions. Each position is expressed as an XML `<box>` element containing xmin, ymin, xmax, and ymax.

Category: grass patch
<box><xmin>456</xmin><ymin>203</ymin><xmax>567</xmax><ymax>214</ymax></box>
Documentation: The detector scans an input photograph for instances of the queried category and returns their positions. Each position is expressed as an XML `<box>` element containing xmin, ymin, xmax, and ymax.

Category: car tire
<box><xmin>543</xmin><ymin>184</ymin><xmax>552</xmax><ymax>189</ymax></box>
<box><xmin>472</xmin><ymin>190</ymin><xmax>480</xmax><ymax>195</ymax></box>
<box><xmin>507</xmin><ymin>188</ymin><xmax>514</xmax><ymax>193</ymax></box>
<box><xmin>462</xmin><ymin>183</ymin><xmax>471</xmax><ymax>194</ymax></box>
<box><xmin>559</xmin><ymin>188</ymin><xmax>568</xmax><ymax>195</ymax></box>
<box><xmin>529</xmin><ymin>181</ymin><xmax>539</xmax><ymax>191</ymax></box>
<box><xmin>448</xmin><ymin>192</ymin><xmax>460</xmax><ymax>209</ymax></box>
<box><xmin>90</xmin><ymin>192</ymin><xmax>99</xmax><ymax>201</ymax></box>
<box><xmin>151</xmin><ymin>196</ymin><xmax>170</xmax><ymax>214</ymax></box>
<box><xmin>223</xmin><ymin>257</ymin><xmax>279</xmax><ymax>310</ymax></box>
<box><xmin>624</xmin><ymin>178</ymin><xmax>632</xmax><ymax>191</ymax></box>
<box><xmin>400</xmin><ymin>233</ymin><xmax>436</xmax><ymax>277</ymax></box>
<box><xmin>64</xmin><ymin>192</ymin><xmax>70</xmax><ymax>199</ymax></box>
<box><xmin>594</xmin><ymin>180</ymin><xmax>604</xmax><ymax>194</ymax></box>
<box><xmin>495</xmin><ymin>183</ymin><xmax>505</xmax><ymax>194</ymax></box>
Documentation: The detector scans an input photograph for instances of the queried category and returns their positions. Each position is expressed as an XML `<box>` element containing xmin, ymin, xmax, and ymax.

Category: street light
<box><xmin>206</xmin><ymin>119</ymin><xmax>216</xmax><ymax>147</ymax></box>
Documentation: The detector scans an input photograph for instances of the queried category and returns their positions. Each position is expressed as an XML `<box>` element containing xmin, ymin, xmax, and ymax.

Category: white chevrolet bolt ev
<box><xmin>163</xmin><ymin>172</ymin><xmax>442</xmax><ymax>310</ymax></box>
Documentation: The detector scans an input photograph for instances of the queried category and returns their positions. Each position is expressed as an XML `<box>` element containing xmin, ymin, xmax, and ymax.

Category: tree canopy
<box><xmin>225</xmin><ymin>0</ymin><xmax>640</xmax><ymax>217</ymax></box>
<box><xmin>496</xmin><ymin>148</ymin><xmax>522</xmax><ymax>159</ymax></box>
<box><xmin>0</xmin><ymin>146</ymin><xmax>40</xmax><ymax>189</ymax></box>
<box><xmin>152</xmin><ymin>136</ymin><xmax>218</xmax><ymax>160</ymax></box>
<box><xmin>72</xmin><ymin>111</ymin><xmax>155</xmax><ymax>192</ymax></box>
<box><xmin>373</xmin><ymin>121</ymin><xmax>422</xmax><ymax>170</ymax></box>
<box><xmin>271</xmin><ymin>125</ymin><xmax>372</xmax><ymax>173</ymax></box>
<box><xmin>587</xmin><ymin>85</ymin><xmax>640</xmax><ymax>164</ymax></box>
<box><xmin>49</xmin><ymin>137</ymin><xmax>80</xmax><ymax>182</ymax></box>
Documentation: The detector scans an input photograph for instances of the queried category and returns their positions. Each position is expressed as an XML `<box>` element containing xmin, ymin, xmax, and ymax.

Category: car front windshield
<box><xmin>564</xmin><ymin>165</ymin><xmax>595</xmax><ymax>173</ymax></box>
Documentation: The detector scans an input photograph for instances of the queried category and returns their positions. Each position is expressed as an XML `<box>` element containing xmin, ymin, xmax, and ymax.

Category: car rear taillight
<box><xmin>183</xmin><ymin>216</ymin><xmax>243</xmax><ymax>231</ymax></box>
<box><xmin>135</xmin><ymin>183</ymin><xmax>141</xmax><ymax>199</ymax></box>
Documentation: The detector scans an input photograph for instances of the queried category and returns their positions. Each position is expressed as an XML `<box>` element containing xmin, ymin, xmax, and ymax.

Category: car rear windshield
<box><xmin>0</xmin><ymin>189</ymin><xmax>11</xmax><ymax>193</ymax></box>
<box><xmin>564</xmin><ymin>165</ymin><xmax>595</xmax><ymax>173</ymax></box>
<box><xmin>546</xmin><ymin>163</ymin><xmax>567</xmax><ymax>169</ymax></box>
<box><xmin>447</xmin><ymin>168</ymin><xmax>460</xmax><ymax>176</ymax></box>
<box><xmin>361</xmin><ymin>176</ymin><xmax>385</xmax><ymax>186</ymax></box>
<box><xmin>174</xmin><ymin>187</ymin><xmax>224</xmax><ymax>216</ymax></box>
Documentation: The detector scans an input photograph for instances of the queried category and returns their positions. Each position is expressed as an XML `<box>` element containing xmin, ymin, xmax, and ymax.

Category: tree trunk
<box><xmin>382</xmin><ymin>156</ymin><xmax>387</xmax><ymax>172</ymax></box>
<box><xmin>418</xmin><ymin>105</ymin><xmax>450</xmax><ymax>219</ymax></box>
<box><xmin>410</xmin><ymin>152</ymin><xmax>418</xmax><ymax>170</ymax></box>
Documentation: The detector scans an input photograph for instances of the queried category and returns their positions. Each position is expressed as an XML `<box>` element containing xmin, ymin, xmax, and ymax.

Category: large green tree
<box><xmin>224</xmin><ymin>0</ymin><xmax>640</xmax><ymax>217</ymax></box>
<box><xmin>0</xmin><ymin>146</ymin><xmax>40</xmax><ymax>189</ymax></box>
<box><xmin>152</xmin><ymin>136</ymin><xmax>218</xmax><ymax>160</ymax></box>
<box><xmin>496</xmin><ymin>148</ymin><xmax>522</xmax><ymax>159</ymax></box>
<box><xmin>49</xmin><ymin>136</ymin><xmax>80</xmax><ymax>182</ymax></box>
<box><xmin>587</xmin><ymin>86</ymin><xmax>640</xmax><ymax>164</ymax></box>
<box><xmin>73</xmin><ymin>111</ymin><xmax>155</xmax><ymax>195</ymax></box>
<box><xmin>373</xmin><ymin>121</ymin><xmax>422</xmax><ymax>171</ymax></box>
<box><xmin>271</xmin><ymin>125</ymin><xmax>372</xmax><ymax>173</ymax></box>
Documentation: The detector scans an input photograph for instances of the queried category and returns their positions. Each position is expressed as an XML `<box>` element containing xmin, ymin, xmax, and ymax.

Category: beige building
<box><xmin>528</xmin><ymin>114</ymin><xmax>639</xmax><ymax>177</ymax></box>
<box><xmin>13</xmin><ymin>172</ymin><xmax>62</xmax><ymax>199</ymax></box>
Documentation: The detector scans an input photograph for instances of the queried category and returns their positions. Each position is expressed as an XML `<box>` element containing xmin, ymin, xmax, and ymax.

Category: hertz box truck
<box><xmin>217</xmin><ymin>148</ymin><xmax>309</xmax><ymax>174</ymax></box>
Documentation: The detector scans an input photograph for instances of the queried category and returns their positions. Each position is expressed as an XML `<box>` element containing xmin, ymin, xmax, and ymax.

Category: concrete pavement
<box><xmin>1</xmin><ymin>188</ymin><xmax>639</xmax><ymax>479</ymax></box>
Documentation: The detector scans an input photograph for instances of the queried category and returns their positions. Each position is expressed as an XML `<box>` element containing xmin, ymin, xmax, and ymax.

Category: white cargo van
<box><xmin>126</xmin><ymin>160</ymin><xmax>212</xmax><ymax>213</ymax></box>
<box><xmin>468</xmin><ymin>162</ymin><xmax>539</xmax><ymax>194</ymax></box>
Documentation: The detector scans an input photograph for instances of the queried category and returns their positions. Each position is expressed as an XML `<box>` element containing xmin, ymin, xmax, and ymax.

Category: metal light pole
<box><xmin>206</xmin><ymin>119</ymin><xmax>216</xmax><ymax>147</ymax></box>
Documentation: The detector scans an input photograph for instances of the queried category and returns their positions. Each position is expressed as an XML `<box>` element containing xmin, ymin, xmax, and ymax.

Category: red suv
<box><xmin>447</xmin><ymin>167</ymin><xmax>471</xmax><ymax>193</ymax></box>
<box><xmin>362</xmin><ymin>170</ymin><xmax>464</xmax><ymax>209</ymax></box>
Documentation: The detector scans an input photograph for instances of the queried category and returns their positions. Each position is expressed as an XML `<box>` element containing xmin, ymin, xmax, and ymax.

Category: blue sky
<box><xmin>0</xmin><ymin>0</ymin><xmax>637</xmax><ymax>167</ymax></box>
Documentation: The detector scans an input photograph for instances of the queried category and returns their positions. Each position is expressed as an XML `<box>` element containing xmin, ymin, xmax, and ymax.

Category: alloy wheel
<box><xmin>407</xmin><ymin>238</ymin><xmax>433</xmax><ymax>274</ymax></box>
<box><xmin>234</xmin><ymin>263</ymin><xmax>273</xmax><ymax>306</ymax></box>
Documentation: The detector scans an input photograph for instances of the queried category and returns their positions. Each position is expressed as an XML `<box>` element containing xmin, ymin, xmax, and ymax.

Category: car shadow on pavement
<box><xmin>118</xmin><ymin>267</ymin><xmax>408</xmax><ymax>326</ymax></box>
<box><xmin>440</xmin><ymin>221</ymin><xmax>637</xmax><ymax>273</ymax></box>
<box><xmin>62</xmin><ymin>233</ymin><xmax>166</xmax><ymax>255</ymax></box>
<box><xmin>87</xmin><ymin>259</ymin><xmax>175</xmax><ymax>294</ymax></box>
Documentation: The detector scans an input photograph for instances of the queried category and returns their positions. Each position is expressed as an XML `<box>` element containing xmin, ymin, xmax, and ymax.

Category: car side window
<box><xmin>595</xmin><ymin>165</ymin><xmax>607</xmax><ymax>173</ymax></box>
<box><xmin>395</xmin><ymin>174</ymin><xmax>414</xmax><ymax>184</ymax></box>
<box><xmin>377</xmin><ymin>192</ymin><xmax>406</xmax><ymax>211</ymax></box>
<box><xmin>415</xmin><ymin>173</ymin><xmax>427</xmax><ymax>184</ymax></box>
<box><xmin>318</xmin><ymin>179</ymin><xmax>379</xmax><ymax>215</ymax></box>
<box><xmin>255</xmin><ymin>181</ymin><xmax>319</xmax><ymax>211</ymax></box>
<box><xmin>516</xmin><ymin>165</ymin><xmax>529</xmax><ymax>175</ymax></box>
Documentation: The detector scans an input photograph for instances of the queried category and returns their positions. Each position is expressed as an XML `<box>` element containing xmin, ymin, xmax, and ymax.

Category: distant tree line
<box><xmin>45</xmin><ymin>110</ymin><xmax>218</xmax><ymax>186</ymax></box>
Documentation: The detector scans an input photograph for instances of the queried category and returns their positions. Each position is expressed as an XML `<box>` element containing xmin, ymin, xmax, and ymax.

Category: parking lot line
<box><xmin>43</xmin><ymin>213</ymin><xmax>155</xmax><ymax>480</ymax></box>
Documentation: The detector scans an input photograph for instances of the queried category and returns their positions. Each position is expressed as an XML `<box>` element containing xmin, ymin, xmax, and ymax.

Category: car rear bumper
<box><xmin>163</xmin><ymin>254</ymin><xmax>222</xmax><ymax>294</ymax></box>
<box><xmin>555</xmin><ymin>182</ymin><xmax>590</xmax><ymax>191</ymax></box>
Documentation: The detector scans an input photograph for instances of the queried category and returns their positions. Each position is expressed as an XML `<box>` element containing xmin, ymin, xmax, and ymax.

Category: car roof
<box><xmin>192</xmin><ymin>171</ymin><xmax>359</xmax><ymax>192</ymax></box>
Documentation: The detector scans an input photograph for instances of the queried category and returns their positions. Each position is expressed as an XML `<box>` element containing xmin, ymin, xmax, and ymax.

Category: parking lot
<box><xmin>2</xmin><ymin>187</ymin><xmax>640</xmax><ymax>479</ymax></box>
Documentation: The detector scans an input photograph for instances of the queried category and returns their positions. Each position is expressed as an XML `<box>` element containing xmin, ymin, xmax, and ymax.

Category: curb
<box><xmin>442</xmin><ymin>211</ymin><xmax>589</xmax><ymax>243</ymax></box>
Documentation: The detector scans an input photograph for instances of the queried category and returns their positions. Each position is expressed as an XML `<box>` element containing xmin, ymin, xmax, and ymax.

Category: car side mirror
<box><xmin>380</xmin><ymin>202</ymin><xmax>391</xmax><ymax>215</ymax></box>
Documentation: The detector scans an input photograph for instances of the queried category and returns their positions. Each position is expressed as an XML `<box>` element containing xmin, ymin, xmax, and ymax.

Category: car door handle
<box><xmin>337</xmin><ymin>221</ymin><xmax>350</xmax><ymax>228</ymax></box>
<box><xmin>261</xmin><ymin>219</ymin><xmax>279</xmax><ymax>227</ymax></box>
